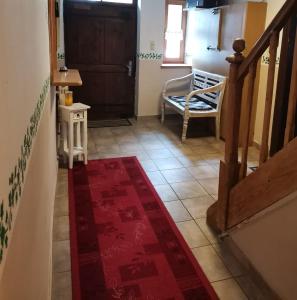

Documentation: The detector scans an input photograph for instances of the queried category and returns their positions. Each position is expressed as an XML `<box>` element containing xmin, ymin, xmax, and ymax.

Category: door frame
<box><xmin>48</xmin><ymin>0</ymin><xmax>57</xmax><ymax>80</ymax></box>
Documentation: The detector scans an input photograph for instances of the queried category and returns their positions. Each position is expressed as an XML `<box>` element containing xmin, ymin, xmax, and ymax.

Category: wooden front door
<box><xmin>64</xmin><ymin>1</ymin><xmax>137</xmax><ymax>120</ymax></box>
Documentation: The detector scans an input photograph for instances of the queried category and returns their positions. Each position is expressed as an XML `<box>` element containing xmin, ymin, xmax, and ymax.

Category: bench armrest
<box><xmin>162</xmin><ymin>73</ymin><xmax>193</xmax><ymax>97</ymax></box>
<box><xmin>185</xmin><ymin>82</ymin><xmax>224</xmax><ymax>104</ymax></box>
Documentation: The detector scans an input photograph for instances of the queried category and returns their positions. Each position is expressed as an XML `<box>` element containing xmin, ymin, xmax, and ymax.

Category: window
<box><xmin>101</xmin><ymin>0</ymin><xmax>133</xmax><ymax>3</ymax></box>
<box><xmin>164</xmin><ymin>0</ymin><xmax>187</xmax><ymax>64</ymax></box>
<box><xmin>91</xmin><ymin>0</ymin><xmax>134</xmax><ymax>3</ymax></box>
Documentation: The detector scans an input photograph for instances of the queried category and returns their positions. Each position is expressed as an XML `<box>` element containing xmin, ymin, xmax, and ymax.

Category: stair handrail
<box><xmin>207</xmin><ymin>0</ymin><xmax>297</xmax><ymax>232</ymax></box>
<box><xmin>238</xmin><ymin>0</ymin><xmax>297</xmax><ymax>79</ymax></box>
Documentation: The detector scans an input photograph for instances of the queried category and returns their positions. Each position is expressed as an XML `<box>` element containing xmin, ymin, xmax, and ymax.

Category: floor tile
<box><xmin>96</xmin><ymin>144</ymin><xmax>121</xmax><ymax>155</ymax></box>
<box><xmin>115</xmin><ymin>134</ymin><xmax>138</xmax><ymax>144</ymax></box>
<box><xmin>53</xmin><ymin>216</ymin><xmax>70</xmax><ymax>242</ymax></box>
<box><xmin>140</xmin><ymin>160</ymin><xmax>158</xmax><ymax>172</ymax></box>
<box><xmin>154</xmin><ymin>184</ymin><xmax>178</xmax><ymax>202</ymax></box>
<box><xmin>121</xmin><ymin>151</ymin><xmax>150</xmax><ymax>161</ymax></box>
<box><xmin>146</xmin><ymin>171</ymin><xmax>167</xmax><ymax>186</ymax></box>
<box><xmin>119</xmin><ymin>143</ymin><xmax>143</xmax><ymax>153</ymax></box>
<box><xmin>198</xmin><ymin>177</ymin><xmax>219</xmax><ymax>195</ymax></box>
<box><xmin>164</xmin><ymin>201</ymin><xmax>192</xmax><ymax>222</ymax></box>
<box><xmin>192</xmin><ymin>246</ymin><xmax>232</xmax><ymax>282</ymax></box>
<box><xmin>187</xmin><ymin>165</ymin><xmax>218</xmax><ymax>179</ymax></box>
<box><xmin>146</xmin><ymin>148</ymin><xmax>174</xmax><ymax>159</ymax></box>
<box><xmin>92</xmin><ymin>128</ymin><xmax>113</xmax><ymax>138</ymax></box>
<box><xmin>182</xmin><ymin>196</ymin><xmax>215</xmax><ymax>219</ymax></box>
<box><xmin>54</xmin><ymin>195</ymin><xmax>69</xmax><ymax>217</ymax></box>
<box><xmin>52</xmin><ymin>271</ymin><xmax>72</xmax><ymax>300</ymax></box>
<box><xmin>184</xmin><ymin>138</ymin><xmax>210</xmax><ymax>146</ymax></box>
<box><xmin>177</xmin><ymin>220</ymin><xmax>210</xmax><ymax>248</ymax></box>
<box><xmin>212</xmin><ymin>278</ymin><xmax>248</xmax><ymax>300</ymax></box>
<box><xmin>153</xmin><ymin>157</ymin><xmax>183</xmax><ymax>171</ymax></box>
<box><xmin>195</xmin><ymin>218</ymin><xmax>221</xmax><ymax>244</ymax></box>
<box><xmin>201</xmin><ymin>152</ymin><xmax>223</xmax><ymax>165</ymax></box>
<box><xmin>110</xmin><ymin>127</ymin><xmax>132</xmax><ymax>136</ymax></box>
<box><xmin>55</xmin><ymin>180</ymin><xmax>68</xmax><ymax>198</ymax></box>
<box><xmin>170</xmin><ymin>181</ymin><xmax>207</xmax><ymax>199</ymax></box>
<box><xmin>167</xmin><ymin>145</ymin><xmax>194</xmax><ymax>156</ymax></box>
<box><xmin>93</xmin><ymin>136</ymin><xmax>116</xmax><ymax>146</ymax></box>
<box><xmin>235</xmin><ymin>275</ymin><xmax>267</xmax><ymax>300</ymax></box>
<box><xmin>176</xmin><ymin>154</ymin><xmax>208</xmax><ymax>167</ymax></box>
<box><xmin>161</xmin><ymin>168</ymin><xmax>194</xmax><ymax>183</ymax></box>
<box><xmin>212</xmin><ymin>243</ymin><xmax>245</xmax><ymax>277</ymax></box>
<box><xmin>52</xmin><ymin>240</ymin><xmax>71</xmax><ymax>273</ymax></box>
<box><xmin>141</xmin><ymin>141</ymin><xmax>165</xmax><ymax>150</ymax></box>
<box><xmin>190</xmin><ymin>144</ymin><xmax>219</xmax><ymax>155</ymax></box>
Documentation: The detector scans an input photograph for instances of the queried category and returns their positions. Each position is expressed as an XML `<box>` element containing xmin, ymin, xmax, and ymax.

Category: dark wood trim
<box><xmin>270</xmin><ymin>16</ymin><xmax>297</xmax><ymax>156</ymax></box>
<box><xmin>48</xmin><ymin>0</ymin><xmax>57</xmax><ymax>80</ymax></box>
<box><xmin>215</xmin><ymin>39</ymin><xmax>245</xmax><ymax>232</ymax></box>
<box><xmin>228</xmin><ymin>137</ymin><xmax>297</xmax><ymax>228</ymax></box>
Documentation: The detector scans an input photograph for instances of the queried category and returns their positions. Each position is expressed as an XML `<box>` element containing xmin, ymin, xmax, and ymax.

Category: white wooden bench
<box><xmin>161</xmin><ymin>69</ymin><xmax>227</xmax><ymax>142</ymax></box>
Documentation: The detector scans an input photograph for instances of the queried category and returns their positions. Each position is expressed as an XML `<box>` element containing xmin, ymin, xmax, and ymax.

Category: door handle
<box><xmin>126</xmin><ymin>60</ymin><xmax>133</xmax><ymax>77</ymax></box>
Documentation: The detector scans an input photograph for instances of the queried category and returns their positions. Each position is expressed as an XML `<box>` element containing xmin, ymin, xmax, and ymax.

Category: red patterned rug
<box><xmin>68</xmin><ymin>157</ymin><xmax>218</xmax><ymax>300</ymax></box>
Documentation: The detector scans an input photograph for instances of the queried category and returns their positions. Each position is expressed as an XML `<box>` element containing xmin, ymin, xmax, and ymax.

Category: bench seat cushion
<box><xmin>168</xmin><ymin>96</ymin><xmax>215</xmax><ymax>111</ymax></box>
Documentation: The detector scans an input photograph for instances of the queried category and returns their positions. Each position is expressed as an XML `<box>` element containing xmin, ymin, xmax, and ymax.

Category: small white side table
<box><xmin>59</xmin><ymin>103</ymin><xmax>90</xmax><ymax>169</ymax></box>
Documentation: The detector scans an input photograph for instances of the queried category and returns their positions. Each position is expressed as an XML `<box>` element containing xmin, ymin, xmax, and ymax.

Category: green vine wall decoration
<box><xmin>262</xmin><ymin>54</ymin><xmax>280</xmax><ymax>65</ymax></box>
<box><xmin>0</xmin><ymin>77</ymin><xmax>50</xmax><ymax>263</ymax></box>
<box><xmin>137</xmin><ymin>52</ymin><xmax>163</xmax><ymax>60</ymax></box>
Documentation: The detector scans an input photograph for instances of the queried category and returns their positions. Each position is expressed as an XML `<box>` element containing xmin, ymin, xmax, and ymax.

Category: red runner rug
<box><xmin>68</xmin><ymin>157</ymin><xmax>218</xmax><ymax>300</ymax></box>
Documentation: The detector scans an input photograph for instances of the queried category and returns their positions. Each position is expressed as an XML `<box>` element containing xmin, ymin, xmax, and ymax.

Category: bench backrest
<box><xmin>192</xmin><ymin>69</ymin><xmax>227</xmax><ymax>111</ymax></box>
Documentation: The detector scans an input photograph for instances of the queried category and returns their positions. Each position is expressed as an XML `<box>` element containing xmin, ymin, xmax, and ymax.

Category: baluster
<box><xmin>284</xmin><ymin>28</ymin><xmax>297</xmax><ymax>145</ymax></box>
<box><xmin>270</xmin><ymin>18</ymin><xmax>295</xmax><ymax>155</ymax></box>
<box><xmin>260</xmin><ymin>31</ymin><xmax>279</xmax><ymax>165</ymax></box>
<box><xmin>215</xmin><ymin>39</ymin><xmax>245</xmax><ymax>232</ymax></box>
<box><xmin>239</xmin><ymin>63</ymin><xmax>257</xmax><ymax>180</ymax></box>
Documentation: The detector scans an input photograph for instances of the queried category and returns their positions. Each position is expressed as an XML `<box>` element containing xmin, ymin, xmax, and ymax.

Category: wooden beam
<box><xmin>228</xmin><ymin>137</ymin><xmax>297</xmax><ymax>228</ymax></box>
<box><xmin>239</xmin><ymin>62</ymin><xmax>257</xmax><ymax>180</ymax></box>
<box><xmin>284</xmin><ymin>27</ymin><xmax>297</xmax><ymax>144</ymax></box>
<box><xmin>259</xmin><ymin>32</ymin><xmax>279</xmax><ymax>165</ymax></box>
<box><xmin>214</xmin><ymin>39</ymin><xmax>245</xmax><ymax>232</ymax></box>
<box><xmin>48</xmin><ymin>0</ymin><xmax>57</xmax><ymax>80</ymax></box>
<box><xmin>270</xmin><ymin>17</ymin><xmax>297</xmax><ymax>156</ymax></box>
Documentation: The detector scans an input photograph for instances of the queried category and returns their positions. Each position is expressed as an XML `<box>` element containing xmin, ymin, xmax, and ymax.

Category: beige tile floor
<box><xmin>52</xmin><ymin>116</ymin><xmax>261</xmax><ymax>300</ymax></box>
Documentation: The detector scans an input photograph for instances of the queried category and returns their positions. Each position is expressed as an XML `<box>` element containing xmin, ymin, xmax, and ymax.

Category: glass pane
<box><xmin>167</xmin><ymin>5</ymin><xmax>183</xmax><ymax>32</ymax></box>
<box><xmin>165</xmin><ymin>4</ymin><xmax>183</xmax><ymax>59</ymax></box>
<box><xmin>166</xmin><ymin>39</ymin><xmax>181</xmax><ymax>59</ymax></box>
<box><xmin>102</xmin><ymin>0</ymin><xmax>133</xmax><ymax>3</ymax></box>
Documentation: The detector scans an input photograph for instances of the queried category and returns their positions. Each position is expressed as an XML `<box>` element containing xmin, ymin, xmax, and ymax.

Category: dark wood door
<box><xmin>64</xmin><ymin>1</ymin><xmax>137</xmax><ymax>120</ymax></box>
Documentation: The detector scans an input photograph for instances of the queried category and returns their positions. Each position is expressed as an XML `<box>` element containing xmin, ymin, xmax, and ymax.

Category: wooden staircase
<box><xmin>207</xmin><ymin>0</ymin><xmax>297</xmax><ymax>233</ymax></box>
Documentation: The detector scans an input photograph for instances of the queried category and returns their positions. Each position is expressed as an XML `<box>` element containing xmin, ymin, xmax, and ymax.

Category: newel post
<box><xmin>216</xmin><ymin>39</ymin><xmax>246</xmax><ymax>232</ymax></box>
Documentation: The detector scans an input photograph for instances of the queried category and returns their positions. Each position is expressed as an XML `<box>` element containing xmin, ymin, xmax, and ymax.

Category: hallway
<box><xmin>52</xmin><ymin>116</ymin><xmax>260</xmax><ymax>300</ymax></box>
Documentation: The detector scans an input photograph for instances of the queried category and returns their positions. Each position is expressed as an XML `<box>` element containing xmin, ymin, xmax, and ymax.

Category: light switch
<box><xmin>150</xmin><ymin>41</ymin><xmax>156</xmax><ymax>51</ymax></box>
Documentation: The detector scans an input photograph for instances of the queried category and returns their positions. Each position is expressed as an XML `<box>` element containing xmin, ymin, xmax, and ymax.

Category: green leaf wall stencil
<box><xmin>0</xmin><ymin>77</ymin><xmax>50</xmax><ymax>264</ymax></box>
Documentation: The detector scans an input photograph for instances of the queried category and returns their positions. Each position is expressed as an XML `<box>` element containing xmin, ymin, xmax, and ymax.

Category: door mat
<box><xmin>88</xmin><ymin>119</ymin><xmax>132</xmax><ymax>128</ymax></box>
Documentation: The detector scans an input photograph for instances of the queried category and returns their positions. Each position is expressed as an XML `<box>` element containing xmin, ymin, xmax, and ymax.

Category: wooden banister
<box><xmin>239</xmin><ymin>63</ymin><xmax>257</xmax><ymax>180</ymax></box>
<box><xmin>207</xmin><ymin>0</ymin><xmax>297</xmax><ymax>233</ymax></box>
<box><xmin>215</xmin><ymin>39</ymin><xmax>245</xmax><ymax>232</ymax></box>
<box><xmin>228</xmin><ymin>137</ymin><xmax>297</xmax><ymax>228</ymax></box>
<box><xmin>270</xmin><ymin>18</ymin><xmax>296</xmax><ymax>155</ymax></box>
<box><xmin>259</xmin><ymin>32</ymin><xmax>279</xmax><ymax>165</ymax></box>
<box><xmin>284</xmin><ymin>29</ymin><xmax>297</xmax><ymax>144</ymax></box>
<box><xmin>238</xmin><ymin>0</ymin><xmax>297</xmax><ymax>80</ymax></box>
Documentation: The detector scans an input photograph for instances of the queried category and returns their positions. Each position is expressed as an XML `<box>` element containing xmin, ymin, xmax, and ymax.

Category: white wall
<box><xmin>136</xmin><ymin>0</ymin><xmax>191</xmax><ymax>116</ymax></box>
<box><xmin>231</xmin><ymin>191</ymin><xmax>297</xmax><ymax>299</ymax></box>
<box><xmin>0</xmin><ymin>0</ymin><xmax>57</xmax><ymax>299</ymax></box>
<box><xmin>253</xmin><ymin>0</ymin><xmax>286</xmax><ymax>145</ymax></box>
